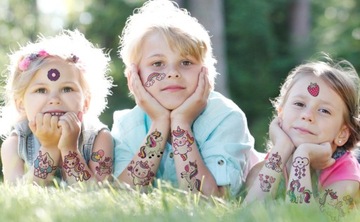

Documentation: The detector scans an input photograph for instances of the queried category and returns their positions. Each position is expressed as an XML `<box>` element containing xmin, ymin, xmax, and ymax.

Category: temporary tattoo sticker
<box><xmin>259</xmin><ymin>174</ymin><xmax>275</xmax><ymax>192</ymax></box>
<box><xmin>145</xmin><ymin>72</ymin><xmax>166</xmax><ymax>87</ymax></box>
<box><xmin>307</xmin><ymin>82</ymin><xmax>319</xmax><ymax>97</ymax></box>
<box><xmin>172</xmin><ymin>126</ymin><xmax>194</xmax><ymax>161</ymax></box>
<box><xmin>47</xmin><ymin>68</ymin><xmax>60</xmax><ymax>81</ymax></box>
<box><xmin>127</xmin><ymin>160</ymin><xmax>155</xmax><ymax>186</ymax></box>
<box><xmin>138</xmin><ymin>130</ymin><xmax>163</xmax><ymax>159</ymax></box>
<box><xmin>292</xmin><ymin>156</ymin><xmax>309</xmax><ymax>179</ymax></box>
<box><xmin>180</xmin><ymin>161</ymin><xmax>201</xmax><ymax>191</ymax></box>
<box><xmin>288</xmin><ymin>179</ymin><xmax>312</xmax><ymax>203</ymax></box>
<box><xmin>34</xmin><ymin>151</ymin><xmax>57</xmax><ymax>179</ymax></box>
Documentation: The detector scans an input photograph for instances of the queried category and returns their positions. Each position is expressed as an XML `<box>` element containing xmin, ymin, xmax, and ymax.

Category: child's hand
<box><xmin>128</xmin><ymin>64</ymin><xmax>170</xmax><ymax>122</ymax></box>
<box><xmin>57</xmin><ymin>112</ymin><xmax>82</xmax><ymax>151</ymax></box>
<box><xmin>295</xmin><ymin>142</ymin><xmax>335</xmax><ymax>170</ymax></box>
<box><xmin>269</xmin><ymin>117</ymin><xmax>295</xmax><ymax>160</ymax></box>
<box><xmin>171</xmin><ymin>67</ymin><xmax>210</xmax><ymax>125</ymax></box>
<box><xmin>29</xmin><ymin>113</ymin><xmax>61</xmax><ymax>148</ymax></box>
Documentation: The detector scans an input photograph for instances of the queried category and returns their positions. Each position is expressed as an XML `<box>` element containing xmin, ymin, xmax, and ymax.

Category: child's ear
<box><xmin>15</xmin><ymin>99</ymin><xmax>26</xmax><ymax>115</ymax></box>
<box><xmin>335</xmin><ymin>125</ymin><xmax>350</xmax><ymax>146</ymax></box>
<box><xmin>82</xmin><ymin>96</ymin><xmax>90</xmax><ymax>113</ymax></box>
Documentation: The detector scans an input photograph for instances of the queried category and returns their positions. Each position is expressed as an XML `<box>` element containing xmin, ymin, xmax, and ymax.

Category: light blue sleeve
<box><xmin>194</xmin><ymin>93</ymin><xmax>255</xmax><ymax>196</ymax></box>
<box><xmin>111</xmin><ymin>110</ymin><xmax>137</xmax><ymax>178</ymax></box>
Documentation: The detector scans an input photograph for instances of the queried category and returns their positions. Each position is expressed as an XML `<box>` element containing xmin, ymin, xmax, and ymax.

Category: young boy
<box><xmin>112</xmin><ymin>0</ymin><xmax>260</xmax><ymax>197</ymax></box>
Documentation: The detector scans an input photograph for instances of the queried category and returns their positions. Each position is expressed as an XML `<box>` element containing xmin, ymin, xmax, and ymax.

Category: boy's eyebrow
<box><xmin>145</xmin><ymin>53</ymin><xmax>165</xmax><ymax>59</ymax></box>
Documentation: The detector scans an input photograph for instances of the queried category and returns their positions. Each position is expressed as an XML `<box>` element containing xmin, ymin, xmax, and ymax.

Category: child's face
<box><xmin>137</xmin><ymin>32</ymin><xmax>203</xmax><ymax>110</ymax></box>
<box><xmin>19</xmin><ymin>58</ymin><xmax>88</xmax><ymax>121</ymax></box>
<box><xmin>279</xmin><ymin>75</ymin><xmax>349</xmax><ymax>150</ymax></box>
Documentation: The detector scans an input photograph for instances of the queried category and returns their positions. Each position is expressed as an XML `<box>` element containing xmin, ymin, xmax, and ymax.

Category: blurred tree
<box><xmin>224</xmin><ymin>0</ymin><xmax>296</xmax><ymax>150</ymax></box>
<box><xmin>67</xmin><ymin>0</ymin><xmax>143</xmax><ymax>127</ymax></box>
<box><xmin>186</xmin><ymin>0</ymin><xmax>229</xmax><ymax>97</ymax></box>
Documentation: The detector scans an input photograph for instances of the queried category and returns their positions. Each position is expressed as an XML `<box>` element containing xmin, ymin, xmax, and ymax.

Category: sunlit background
<box><xmin>1</xmin><ymin>0</ymin><xmax>360</xmax><ymax>162</ymax></box>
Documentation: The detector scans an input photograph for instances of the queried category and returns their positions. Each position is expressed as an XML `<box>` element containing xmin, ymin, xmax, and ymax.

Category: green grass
<box><xmin>0</xmin><ymin>181</ymin><xmax>359</xmax><ymax>222</ymax></box>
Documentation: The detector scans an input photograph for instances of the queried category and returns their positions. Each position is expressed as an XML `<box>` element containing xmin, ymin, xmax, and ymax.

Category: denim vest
<box><xmin>13</xmin><ymin>120</ymin><xmax>108</xmax><ymax>169</ymax></box>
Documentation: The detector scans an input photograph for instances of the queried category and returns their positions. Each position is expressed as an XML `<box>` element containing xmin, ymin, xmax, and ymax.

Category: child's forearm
<box><xmin>245</xmin><ymin>147</ymin><xmax>288</xmax><ymax>203</ymax></box>
<box><xmin>29</xmin><ymin>147</ymin><xmax>61</xmax><ymax>186</ymax></box>
<box><xmin>285</xmin><ymin>149</ymin><xmax>313</xmax><ymax>204</ymax></box>
<box><xmin>61</xmin><ymin>149</ymin><xmax>96</xmax><ymax>184</ymax></box>
<box><xmin>170</xmin><ymin>121</ymin><xmax>220</xmax><ymax>197</ymax></box>
<box><xmin>118</xmin><ymin>120</ymin><xmax>169</xmax><ymax>190</ymax></box>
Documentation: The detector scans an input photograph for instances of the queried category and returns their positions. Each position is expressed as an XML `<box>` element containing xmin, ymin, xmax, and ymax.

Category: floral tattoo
<box><xmin>34</xmin><ymin>151</ymin><xmax>57</xmax><ymax>179</ymax></box>
<box><xmin>47</xmin><ymin>68</ymin><xmax>60</xmax><ymax>81</ymax></box>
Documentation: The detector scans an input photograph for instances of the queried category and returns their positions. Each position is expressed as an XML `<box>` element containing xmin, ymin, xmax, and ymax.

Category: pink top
<box><xmin>319</xmin><ymin>151</ymin><xmax>360</xmax><ymax>187</ymax></box>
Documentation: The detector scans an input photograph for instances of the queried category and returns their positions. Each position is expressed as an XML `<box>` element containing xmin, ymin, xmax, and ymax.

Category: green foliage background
<box><xmin>1</xmin><ymin>0</ymin><xmax>360</xmax><ymax>173</ymax></box>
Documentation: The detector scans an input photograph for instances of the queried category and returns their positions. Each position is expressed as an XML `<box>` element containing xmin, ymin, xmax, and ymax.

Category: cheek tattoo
<box><xmin>307</xmin><ymin>82</ymin><xmax>319</xmax><ymax>97</ymax></box>
<box><xmin>48</xmin><ymin>68</ymin><xmax>60</xmax><ymax>81</ymax></box>
<box><xmin>145</xmin><ymin>72</ymin><xmax>166</xmax><ymax>87</ymax></box>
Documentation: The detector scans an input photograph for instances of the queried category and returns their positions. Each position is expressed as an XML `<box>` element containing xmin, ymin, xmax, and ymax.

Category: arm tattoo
<box><xmin>127</xmin><ymin>160</ymin><xmax>155</xmax><ymax>186</ymax></box>
<box><xmin>138</xmin><ymin>129</ymin><xmax>164</xmax><ymax>159</ymax></box>
<box><xmin>292</xmin><ymin>156</ymin><xmax>309</xmax><ymax>179</ymax></box>
<box><xmin>319</xmin><ymin>189</ymin><xmax>354</xmax><ymax>221</ymax></box>
<box><xmin>172</xmin><ymin>126</ymin><xmax>194</xmax><ymax>161</ymax></box>
<box><xmin>63</xmin><ymin>151</ymin><xmax>91</xmax><ymax>181</ymax></box>
<box><xmin>264</xmin><ymin>152</ymin><xmax>283</xmax><ymax>172</ymax></box>
<box><xmin>180</xmin><ymin>160</ymin><xmax>201</xmax><ymax>191</ymax></box>
<box><xmin>91</xmin><ymin>149</ymin><xmax>113</xmax><ymax>176</ymax></box>
<box><xmin>287</xmin><ymin>179</ymin><xmax>312</xmax><ymax>203</ymax></box>
<box><xmin>33</xmin><ymin>151</ymin><xmax>57</xmax><ymax>179</ymax></box>
<box><xmin>259</xmin><ymin>173</ymin><xmax>276</xmax><ymax>192</ymax></box>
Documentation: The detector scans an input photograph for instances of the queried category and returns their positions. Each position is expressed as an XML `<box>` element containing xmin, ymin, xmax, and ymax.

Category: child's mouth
<box><xmin>45</xmin><ymin>112</ymin><xmax>66</xmax><ymax>117</ymax></box>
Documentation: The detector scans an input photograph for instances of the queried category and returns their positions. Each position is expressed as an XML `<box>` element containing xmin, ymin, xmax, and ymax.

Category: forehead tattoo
<box><xmin>145</xmin><ymin>72</ymin><xmax>166</xmax><ymax>87</ymax></box>
<box><xmin>47</xmin><ymin>68</ymin><xmax>60</xmax><ymax>81</ymax></box>
<box><xmin>307</xmin><ymin>82</ymin><xmax>319</xmax><ymax>97</ymax></box>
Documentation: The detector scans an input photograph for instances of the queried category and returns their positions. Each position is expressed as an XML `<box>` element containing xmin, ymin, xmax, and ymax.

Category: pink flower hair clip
<box><xmin>18</xmin><ymin>50</ymin><xmax>49</xmax><ymax>71</ymax></box>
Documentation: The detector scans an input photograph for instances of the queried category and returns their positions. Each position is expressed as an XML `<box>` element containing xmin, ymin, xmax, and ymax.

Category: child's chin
<box><xmin>162</xmin><ymin>103</ymin><xmax>181</xmax><ymax>111</ymax></box>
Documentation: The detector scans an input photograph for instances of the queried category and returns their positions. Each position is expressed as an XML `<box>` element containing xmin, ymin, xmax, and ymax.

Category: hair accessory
<box><xmin>18</xmin><ymin>50</ymin><xmax>49</xmax><ymax>71</ymax></box>
<box><xmin>68</xmin><ymin>54</ymin><xmax>79</xmax><ymax>63</ymax></box>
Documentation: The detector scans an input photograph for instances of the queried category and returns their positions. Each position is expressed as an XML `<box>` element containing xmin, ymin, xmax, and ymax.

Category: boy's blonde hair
<box><xmin>118</xmin><ymin>0</ymin><xmax>217</xmax><ymax>88</ymax></box>
<box><xmin>0</xmin><ymin>29</ymin><xmax>113</xmax><ymax>136</ymax></box>
<box><xmin>272</xmin><ymin>55</ymin><xmax>360</xmax><ymax>150</ymax></box>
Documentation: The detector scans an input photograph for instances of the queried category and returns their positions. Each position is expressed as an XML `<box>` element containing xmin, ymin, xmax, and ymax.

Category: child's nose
<box><xmin>301</xmin><ymin>108</ymin><xmax>314</xmax><ymax>122</ymax></box>
<box><xmin>48</xmin><ymin>94</ymin><xmax>61</xmax><ymax>105</ymax></box>
<box><xmin>167</xmin><ymin>67</ymin><xmax>181</xmax><ymax>79</ymax></box>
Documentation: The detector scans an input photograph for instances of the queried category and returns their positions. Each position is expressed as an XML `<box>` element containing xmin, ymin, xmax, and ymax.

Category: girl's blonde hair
<box><xmin>118</xmin><ymin>0</ymin><xmax>217</xmax><ymax>89</ymax></box>
<box><xmin>272</xmin><ymin>54</ymin><xmax>360</xmax><ymax>150</ymax></box>
<box><xmin>0</xmin><ymin>29</ymin><xmax>113</xmax><ymax>137</ymax></box>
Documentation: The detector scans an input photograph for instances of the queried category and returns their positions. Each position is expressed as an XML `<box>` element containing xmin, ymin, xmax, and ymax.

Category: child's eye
<box><xmin>62</xmin><ymin>87</ymin><xmax>73</xmax><ymax>93</ymax></box>
<box><xmin>293</xmin><ymin>102</ymin><xmax>305</xmax><ymax>107</ymax></box>
<box><xmin>181</xmin><ymin>60</ymin><xmax>192</xmax><ymax>66</ymax></box>
<box><xmin>35</xmin><ymin>88</ymin><xmax>47</xmax><ymax>94</ymax></box>
<box><xmin>152</xmin><ymin>61</ymin><xmax>163</xmax><ymax>67</ymax></box>
<box><xmin>319</xmin><ymin>108</ymin><xmax>331</xmax><ymax>115</ymax></box>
